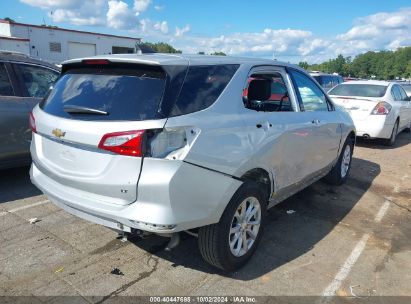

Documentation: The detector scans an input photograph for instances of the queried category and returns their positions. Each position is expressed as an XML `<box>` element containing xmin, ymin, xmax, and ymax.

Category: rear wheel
<box><xmin>198</xmin><ymin>182</ymin><xmax>267</xmax><ymax>271</ymax></box>
<box><xmin>384</xmin><ymin>120</ymin><xmax>399</xmax><ymax>146</ymax></box>
<box><xmin>323</xmin><ymin>136</ymin><xmax>354</xmax><ymax>185</ymax></box>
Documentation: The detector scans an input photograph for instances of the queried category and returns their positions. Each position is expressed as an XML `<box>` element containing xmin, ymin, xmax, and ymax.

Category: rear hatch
<box><xmin>330</xmin><ymin>96</ymin><xmax>380</xmax><ymax>121</ymax></box>
<box><xmin>31</xmin><ymin>59</ymin><xmax>185</xmax><ymax>206</ymax></box>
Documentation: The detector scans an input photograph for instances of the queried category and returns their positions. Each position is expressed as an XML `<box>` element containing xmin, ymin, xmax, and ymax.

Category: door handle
<box><xmin>256</xmin><ymin>122</ymin><xmax>272</xmax><ymax>130</ymax></box>
<box><xmin>311</xmin><ymin>119</ymin><xmax>321</xmax><ymax>125</ymax></box>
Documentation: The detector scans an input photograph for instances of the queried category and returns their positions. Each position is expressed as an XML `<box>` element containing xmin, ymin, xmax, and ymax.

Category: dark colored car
<box><xmin>0</xmin><ymin>51</ymin><xmax>60</xmax><ymax>169</ymax></box>
<box><xmin>310</xmin><ymin>72</ymin><xmax>344</xmax><ymax>91</ymax></box>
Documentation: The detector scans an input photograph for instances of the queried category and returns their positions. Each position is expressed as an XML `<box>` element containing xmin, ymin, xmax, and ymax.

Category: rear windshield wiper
<box><xmin>63</xmin><ymin>105</ymin><xmax>109</xmax><ymax>115</ymax></box>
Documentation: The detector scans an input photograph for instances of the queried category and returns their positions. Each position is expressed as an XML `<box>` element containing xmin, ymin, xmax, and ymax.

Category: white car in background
<box><xmin>329</xmin><ymin>80</ymin><xmax>411</xmax><ymax>145</ymax></box>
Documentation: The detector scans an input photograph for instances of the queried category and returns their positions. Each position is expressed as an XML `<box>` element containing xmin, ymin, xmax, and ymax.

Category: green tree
<box><xmin>298</xmin><ymin>61</ymin><xmax>309</xmax><ymax>70</ymax></box>
<box><xmin>405</xmin><ymin>59</ymin><xmax>411</xmax><ymax>79</ymax></box>
<box><xmin>211</xmin><ymin>51</ymin><xmax>226</xmax><ymax>56</ymax></box>
<box><xmin>3</xmin><ymin>17</ymin><xmax>15</xmax><ymax>22</ymax></box>
<box><xmin>143</xmin><ymin>42</ymin><xmax>182</xmax><ymax>53</ymax></box>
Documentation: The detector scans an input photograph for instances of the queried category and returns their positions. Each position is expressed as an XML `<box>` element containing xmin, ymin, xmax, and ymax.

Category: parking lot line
<box><xmin>374</xmin><ymin>200</ymin><xmax>390</xmax><ymax>223</ymax></box>
<box><xmin>0</xmin><ymin>199</ymin><xmax>50</xmax><ymax>217</ymax></box>
<box><xmin>322</xmin><ymin>233</ymin><xmax>370</xmax><ymax>296</ymax></box>
<box><xmin>322</xmin><ymin>198</ymin><xmax>392</xmax><ymax>296</ymax></box>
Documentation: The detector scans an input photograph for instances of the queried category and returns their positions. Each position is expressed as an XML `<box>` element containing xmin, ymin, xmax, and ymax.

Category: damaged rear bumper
<box><xmin>30</xmin><ymin>158</ymin><xmax>242</xmax><ymax>233</ymax></box>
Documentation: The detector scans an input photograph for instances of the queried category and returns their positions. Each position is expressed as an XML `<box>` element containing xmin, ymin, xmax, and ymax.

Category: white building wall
<box><xmin>0</xmin><ymin>38</ymin><xmax>30</xmax><ymax>54</ymax></box>
<box><xmin>8</xmin><ymin>23</ymin><xmax>140</xmax><ymax>63</ymax></box>
<box><xmin>0</xmin><ymin>23</ymin><xmax>11</xmax><ymax>36</ymax></box>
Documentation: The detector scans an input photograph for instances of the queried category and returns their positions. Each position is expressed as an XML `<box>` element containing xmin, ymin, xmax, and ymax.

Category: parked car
<box><xmin>0</xmin><ymin>51</ymin><xmax>60</xmax><ymax>169</ymax></box>
<box><xmin>399</xmin><ymin>82</ymin><xmax>411</xmax><ymax>97</ymax></box>
<box><xmin>310</xmin><ymin>72</ymin><xmax>344</xmax><ymax>90</ymax></box>
<box><xmin>329</xmin><ymin>80</ymin><xmax>411</xmax><ymax>145</ymax></box>
<box><xmin>30</xmin><ymin>54</ymin><xmax>355</xmax><ymax>270</ymax></box>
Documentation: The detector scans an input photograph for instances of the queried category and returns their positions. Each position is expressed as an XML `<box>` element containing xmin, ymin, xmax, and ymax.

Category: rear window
<box><xmin>40</xmin><ymin>66</ymin><xmax>166</xmax><ymax>121</ymax></box>
<box><xmin>312</xmin><ymin>75</ymin><xmax>322</xmax><ymax>85</ymax></box>
<box><xmin>170</xmin><ymin>64</ymin><xmax>239</xmax><ymax>116</ymax></box>
<box><xmin>329</xmin><ymin>84</ymin><xmax>387</xmax><ymax>98</ymax></box>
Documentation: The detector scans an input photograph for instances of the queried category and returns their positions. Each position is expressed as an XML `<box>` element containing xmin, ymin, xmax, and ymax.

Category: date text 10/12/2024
<box><xmin>149</xmin><ymin>296</ymin><xmax>257</xmax><ymax>303</ymax></box>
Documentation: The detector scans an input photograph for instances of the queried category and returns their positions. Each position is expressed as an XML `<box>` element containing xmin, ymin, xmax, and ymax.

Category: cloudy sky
<box><xmin>3</xmin><ymin>0</ymin><xmax>411</xmax><ymax>63</ymax></box>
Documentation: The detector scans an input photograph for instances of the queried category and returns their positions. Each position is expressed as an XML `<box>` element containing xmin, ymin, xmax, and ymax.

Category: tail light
<box><xmin>29</xmin><ymin>112</ymin><xmax>36</xmax><ymax>133</ymax></box>
<box><xmin>371</xmin><ymin>102</ymin><xmax>392</xmax><ymax>115</ymax></box>
<box><xmin>98</xmin><ymin>128</ymin><xmax>189</xmax><ymax>158</ymax></box>
<box><xmin>98</xmin><ymin>130</ymin><xmax>145</xmax><ymax>157</ymax></box>
<box><xmin>82</xmin><ymin>59</ymin><xmax>110</xmax><ymax>65</ymax></box>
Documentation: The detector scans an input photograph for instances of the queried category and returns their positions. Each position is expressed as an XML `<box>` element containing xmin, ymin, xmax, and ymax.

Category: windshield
<box><xmin>329</xmin><ymin>84</ymin><xmax>387</xmax><ymax>98</ymax></box>
<box><xmin>40</xmin><ymin>67</ymin><xmax>166</xmax><ymax>121</ymax></box>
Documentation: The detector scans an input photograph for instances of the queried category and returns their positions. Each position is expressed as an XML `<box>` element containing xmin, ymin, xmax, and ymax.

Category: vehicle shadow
<box><xmin>0</xmin><ymin>166</ymin><xmax>41</xmax><ymax>204</ymax></box>
<box><xmin>355</xmin><ymin>131</ymin><xmax>411</xmax><ymax>149</ymax></box>
<box><xmin>129</xmin><ymin>157</ymin><xmax>381</xmax><ymax>280</ymax></box>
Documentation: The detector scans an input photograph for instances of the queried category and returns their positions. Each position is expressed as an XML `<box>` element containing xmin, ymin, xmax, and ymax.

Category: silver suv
<box><xmin>30</xmin><ymin>54</ymin><xmax>355</xmax><ymax>270</ymax></box>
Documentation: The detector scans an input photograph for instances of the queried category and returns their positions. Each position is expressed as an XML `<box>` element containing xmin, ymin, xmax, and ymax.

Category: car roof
<box><xmin>340</xmin><ymin>80</ymin><xmax>391</xmax><ymax>86</ymax></box>
<box><xmin>0</xmin><ymin>51</ymin><xmax>60</xmax><ymax>71</ymax></box>
<box><xmin>62</xmin><ymin>53</ymin><xmax>300</xmax><ymax>69</ymax></box>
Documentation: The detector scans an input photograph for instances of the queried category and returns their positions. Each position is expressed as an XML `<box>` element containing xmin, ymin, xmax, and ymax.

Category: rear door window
<box><xmin>0</xmin><ymin>63</ymin><xmax>14</xmax><ymax>96</ymax></box>
<box><xmin>41</xmin><ymin>66</ymin><xmax>167</xmax><ymax>121</ymax></box>
<box><xmin>397</xmin><ymin>86</ymin><xmax>408</xmax><ymax>101</ymax></box>
<box><xmin>391</xmin><ymin>86</ymin><xmax>402</xmax><ymax>101</ymax></box>
<box><xmin>15</xmin><ymin>64</ymin><xmax>59</xmax><ymax>98</ymax></box>
<box><xmin>170</xmin><ymin>64</ymin><xmax>239</xmax><ymax>116</ymax></box>
<box><xmin>244</xmin><ymin>72</ymin><xmax>293</xmax><ymax>112</ymax></box>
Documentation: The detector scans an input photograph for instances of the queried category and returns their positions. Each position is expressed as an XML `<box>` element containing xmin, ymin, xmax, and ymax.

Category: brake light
<box><xmin>29</xmin><ymin>112</ymin><xmax>36</xmax><ymax>133</ymax></box>
<box><xmin>98</xmin><ymin>130</ymin><xmax>145</xmax><ymax>157</ymax></box>
<box><xmin>371</xmin><ymin>102</ymin><xmax>392</xmax><ymax>115</ymax></box>
<box><xmin>82</xmin><ymin>59</ymin><xmax>110</xmax><ymax>65</ymax></box>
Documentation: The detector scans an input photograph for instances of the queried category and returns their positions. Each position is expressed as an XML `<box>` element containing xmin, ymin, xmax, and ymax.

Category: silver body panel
<box><xmin>30</xmin><ymin>54</ymin><xmax>355</xmax><ymax>233</ymax></box>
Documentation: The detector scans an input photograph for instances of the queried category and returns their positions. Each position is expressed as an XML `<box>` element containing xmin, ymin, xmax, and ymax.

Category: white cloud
<box><xmin>107</xmin><ymin>0</ymin><xmax>137</xmax><ymax>30</ymax></box>
<box><xmin>154</xmin><ymin>5</ymin><xmax>164</xmax><ymax>11</ymax></box>
<box><xmin>134</xmin><ymin>0</ymin><xmax>152</xmax><ymax>13</ymax></box>
<box><xmin>138</xmin><ymin>18</ymin><xmax>171</xmax><ymax>36</ymax></box>
<box><xmin>175</xmin><ymin>25</ymin><xmax>190</xmax><ymax>37</ymax></box>
<box><xmin>51</xmin><ymin>0</ymin><xmax>106</xmax><ymax>26</ymax></box>
<box><xmin>21</xmin><ymin>0</ymin><xmax>107</xmax><ymax>26</ymax></box>
<box><xmin>336</xmin><ymin>7</ymin><xmax>411</xmax><ymax>54</ymax></box>
<box><xmin>18</xmin><ymin>2</ymin><xmax>411</xmax><ymax>63</ymax></box>
<box><xmin>170</xmin><ymin>8</ymin><xmax>411</xmax><ymax>63</ymax></box>
<box><xmin>20</xmin><ymin>0</ymin><xmax>81</xmax><ymax>9</ymax></box>
<box><xmin>154</xmin><ymin>21</ymin><xmax>168</xmax><ymax>34</ymax></box>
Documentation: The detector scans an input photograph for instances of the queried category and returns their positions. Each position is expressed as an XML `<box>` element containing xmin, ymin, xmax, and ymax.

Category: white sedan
<box><xmin>329</xmin><ymin>80</ymin><xmax>411</xmax><ymax>145</ymax></box>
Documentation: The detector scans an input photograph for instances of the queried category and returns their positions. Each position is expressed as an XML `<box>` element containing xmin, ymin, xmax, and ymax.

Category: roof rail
<box><xmin>0</xmin><ymin>50</ymin><xmax>29</xmax><ymax>57</ymax></box>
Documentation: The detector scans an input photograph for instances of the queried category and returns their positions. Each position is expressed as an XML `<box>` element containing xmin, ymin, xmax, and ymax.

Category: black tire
<box><xmin>323</xmin><ymin>136</ymin><xmax>354</xmax><ymax>185</ymax></box>
<box><xmin>384</xmin><ymin>120</ymin><xmax>399</xmax><ymax>146</ymax></box>
<box><xmin>198</xmin><ymin>181</ymin><xmax>267</xmax><ymax>271</ymax></box>
<box><xmin>404</xmin><ymin>122</ymin><xmax>411</xmax><ymax>133</ymax></box>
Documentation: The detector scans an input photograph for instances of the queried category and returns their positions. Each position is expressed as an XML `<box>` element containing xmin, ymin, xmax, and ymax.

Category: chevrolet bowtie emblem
<box><xmin>52</xmin><ymin>128</ymin><xmax>66</xmax><ymax>138</ymax></box>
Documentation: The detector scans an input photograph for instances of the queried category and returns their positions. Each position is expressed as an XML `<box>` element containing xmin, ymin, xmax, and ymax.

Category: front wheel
<box><xmin>198</xmin><ymin>182</ymin><xmax>267</xmax><ymax>271</ymax></box>
<box><xmin>323</xmin><ymin>136</ymin><xmax>354</xmax><ymax>185</ymax></box>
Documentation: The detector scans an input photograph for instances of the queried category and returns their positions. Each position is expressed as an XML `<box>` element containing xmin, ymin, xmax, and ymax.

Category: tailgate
<box><xmin>31</xmin><ymin>107</ymin><xmax>167</xmax><ymax>206</ymax></box>
<box><xmin>331</xmin><ymin>96</ymin><xmax>379</xmax><ymax>121</ymax></box>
